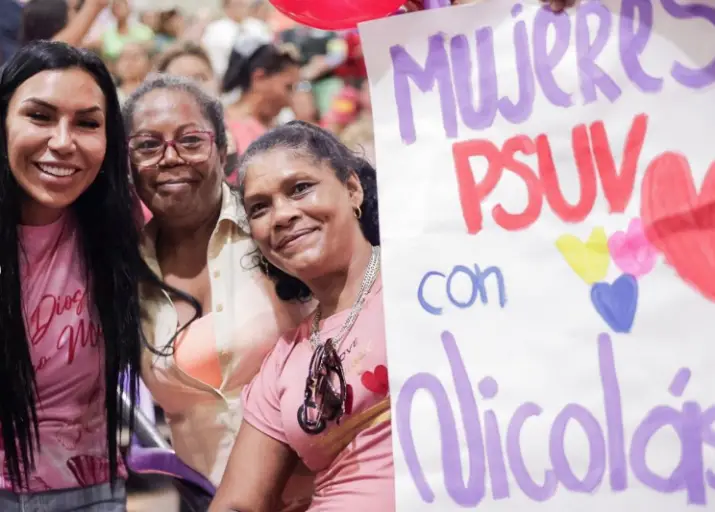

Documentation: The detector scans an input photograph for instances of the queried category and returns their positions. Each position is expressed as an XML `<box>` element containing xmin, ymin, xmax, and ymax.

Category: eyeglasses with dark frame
<box><xmin>297</xmin><ymin>338</ymin><xmax>347</xmax><ymax>435</ymax></box>
<box><xmin>128</xmin><ymin>130</ymin><xmax>215</xmax><ymax>169</ymax></box>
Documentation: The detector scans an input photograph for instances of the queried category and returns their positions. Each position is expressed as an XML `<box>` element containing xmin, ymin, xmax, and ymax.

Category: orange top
<box><xmin>174</xmin><ymin>314</ymin><xmax>223</xmax><ymax>389</ymax></box>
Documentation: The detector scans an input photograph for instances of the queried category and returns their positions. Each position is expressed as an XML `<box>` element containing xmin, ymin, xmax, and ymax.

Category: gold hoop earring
<box><xmin>354</xmin><ymin>206</ymin><xmax>362</xmax><ymax>219</ymax></box>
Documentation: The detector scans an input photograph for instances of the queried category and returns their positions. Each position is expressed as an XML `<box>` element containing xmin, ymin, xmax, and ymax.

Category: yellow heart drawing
<box><xmin>555</xmin><ymin>227</ymin><xmax>610</xmax><ymax>284</ymax></box>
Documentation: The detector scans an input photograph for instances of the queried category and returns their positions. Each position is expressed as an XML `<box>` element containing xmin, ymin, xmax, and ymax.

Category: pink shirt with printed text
<box><xmin>0</xmin><ymin>213</ymin><xmax>126</xmax><ymax>492</ymax></box>
<box><xmin>242</xmin><ymin>280</ymin><xmax>394</xmax><ymax>511</ymax></box>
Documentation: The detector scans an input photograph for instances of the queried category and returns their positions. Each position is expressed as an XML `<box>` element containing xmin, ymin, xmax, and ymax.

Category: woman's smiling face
<box><xmin>241</xmin><ymin>148</ymin><xmax>364</xmax><ymax>282</ymax></box>
<box><xmin>5</xmin><ymin>67</ymin><xmax>107</xmax><ymax>225</ymax></box>
<box><xmin>129</xmin><ymin>88</ymin><xmax>224</xmax><ymax>227</ymax></box>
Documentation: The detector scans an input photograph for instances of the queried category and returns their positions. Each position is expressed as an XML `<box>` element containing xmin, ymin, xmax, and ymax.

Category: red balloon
<box><xmin>270</xmin><ymin>0</ymin><xmax>406</xmax><ymax>30</ymax></box>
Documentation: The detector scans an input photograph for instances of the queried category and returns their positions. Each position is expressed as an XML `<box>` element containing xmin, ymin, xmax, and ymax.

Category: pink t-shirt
<box><xmin>226</xmin><ymin>117</ymin><xmax>267</xmax><ymax>185</ymax></box>
<box><xmin>228</xmin><ymin>117</ymin><xmax>267</xmax><ymax>155</ymax></box>
<box><xmin>242</xmin><ymin>280</ymin><xmax>394</xmax><ymax>511</ymax></box>
<box><xmin>0</xmin><ymin>213</ymin><xmax>125</xmax><ymax>492</ymax></box>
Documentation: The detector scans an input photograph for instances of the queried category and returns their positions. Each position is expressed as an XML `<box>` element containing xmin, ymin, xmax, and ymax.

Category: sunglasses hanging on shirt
<box><xmin>297</xmin><ymin>245</ymin><xmax>380</xmax><ymax>435</ymax></box>
<box><xmin>297</xmin><ymin>338</ymin><xmax>347</xmax><ymax>435</ymax></box>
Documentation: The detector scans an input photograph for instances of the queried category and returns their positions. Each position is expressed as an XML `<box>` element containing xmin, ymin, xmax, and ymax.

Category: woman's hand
<box><xmin>208</xmin><ymin>422</ymin><xmax>298</xmax><ymax>512</ymax></box>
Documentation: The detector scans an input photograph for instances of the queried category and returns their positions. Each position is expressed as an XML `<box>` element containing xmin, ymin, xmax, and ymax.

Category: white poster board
<box><xmin>359</xmin><ymin>0</ymin><xmax>715</xmax><ymax>509</ymax></box>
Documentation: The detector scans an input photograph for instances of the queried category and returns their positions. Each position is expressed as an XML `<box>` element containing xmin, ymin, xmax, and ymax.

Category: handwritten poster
<box><xmin>359</xmin><ymin>0</ymin><xmax>715</xmax><ymax>509</ymax></box>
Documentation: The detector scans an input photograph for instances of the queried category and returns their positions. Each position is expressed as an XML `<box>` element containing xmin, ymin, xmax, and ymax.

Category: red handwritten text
<box><xmin>28</xmin><ymin>289</ymin><xmax>102</xmax><ymax>367</ymax></box>
<box><xmin>452</xmin><ymin>113</ymin><xmax>648</xmax><ymax>234</ymax></box>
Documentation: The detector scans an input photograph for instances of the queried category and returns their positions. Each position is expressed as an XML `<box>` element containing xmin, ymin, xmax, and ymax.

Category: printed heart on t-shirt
<box><xmin>361</xmin><ymin>365</ymin><xmax>389</xmax><ymax>396</ymax></box>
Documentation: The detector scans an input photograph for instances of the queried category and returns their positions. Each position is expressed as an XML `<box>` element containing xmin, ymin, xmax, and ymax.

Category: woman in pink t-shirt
<box><xmin>0</xmin><ymin>41</ymin><xmax>162</xmax><ymax>509</ymax></box>
<box><xmin>209</xmin><ymin>121</ymin><xmax>393</xmax><ymax>512</ymax></box>
<box><xmin>222</xmin><ymin>39</ymin><xmax>301</xmax><ymax>162</ymax></box>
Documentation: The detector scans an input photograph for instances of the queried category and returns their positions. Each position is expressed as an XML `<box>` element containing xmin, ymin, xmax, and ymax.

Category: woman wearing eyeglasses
<box><xmin>155</xmin><ymin>42</ymin><xmax>240</xmax><ymax>179</ymax></box>
<box><xmin>209</xmin><ymin>121</ymin><xmax>391</xmax><ymax>512</ymax></box>
<box><xmin>123</xmin><ymin>75</ymin><xmax>314</xmax><ymax>510</ymax></box>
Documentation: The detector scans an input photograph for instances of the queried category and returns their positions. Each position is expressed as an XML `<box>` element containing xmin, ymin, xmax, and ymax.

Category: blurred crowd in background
<box><xmin>0</xmin><ymin>0</ymin><xmax>376</xmax><ymax>173</ymax></box>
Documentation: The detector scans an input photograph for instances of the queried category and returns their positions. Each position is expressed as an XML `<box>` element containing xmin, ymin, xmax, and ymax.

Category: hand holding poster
<box><xmin>359</xmin><ymin>0</ymin><xmax>715</xmax><ymax>509</ymax></box>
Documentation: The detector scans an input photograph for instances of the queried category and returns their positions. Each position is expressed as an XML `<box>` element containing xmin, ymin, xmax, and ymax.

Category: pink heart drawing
<box><xmin>607</xmin><ymin>218</ymin><xmax>657</xmax><ymax>277</ymax></box>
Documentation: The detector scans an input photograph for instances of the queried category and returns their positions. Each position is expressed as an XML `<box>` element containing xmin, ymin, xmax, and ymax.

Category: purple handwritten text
<box><xmin>391</xmin><ymin>0</ymin><xmax>715</xmax><ymax>144</ymax></box>
<box><xmin>396</xmin><ymin>331</ymin><xmax>714</xmax><ymax>505</ymax></box>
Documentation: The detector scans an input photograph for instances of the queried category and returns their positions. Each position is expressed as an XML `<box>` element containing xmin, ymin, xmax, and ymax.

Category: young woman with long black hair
<box><xmin>0</xmin><ymin>40</ymin><xmax>155</xmax><ymax>510</ymax></box>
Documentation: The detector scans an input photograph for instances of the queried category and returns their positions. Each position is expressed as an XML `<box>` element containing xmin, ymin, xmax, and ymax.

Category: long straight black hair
<box><xmin>0</xmin><ymin>41</ymin><xmax>152</xmax><ymax>489</ymax></box>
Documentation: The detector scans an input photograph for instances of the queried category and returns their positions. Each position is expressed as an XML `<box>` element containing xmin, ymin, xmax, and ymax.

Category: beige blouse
<box><xmin>138</xmin><ymin>183</ymin><xmax>314</xmax><ymax>506</ymax></box>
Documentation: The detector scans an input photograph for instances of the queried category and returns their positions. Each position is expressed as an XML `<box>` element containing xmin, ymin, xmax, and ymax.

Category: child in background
<box><xmin>100</xmin><ymin>0</ymin><xmax>153</xmax><ymax>62</ymax></box>
<box><xmin>115</xmin><ymin>41</ymin><xmax>152</xmax><ymax>104</ymax></box>
<box><xmin>154</xmin><ymin>8</ymin><xmax>185</xmax><ymax>52</ymax></box>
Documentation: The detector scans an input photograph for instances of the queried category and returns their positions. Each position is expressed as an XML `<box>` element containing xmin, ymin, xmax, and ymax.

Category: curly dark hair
<box><xmin>237</xmin><ymin>121</ymin><xmax>380</xmax><ymax>302</ymax></box>
<box><xmin>0</xmin><ymin>40</ymin><xmax>158</xmax><ymax>489</ymax></box>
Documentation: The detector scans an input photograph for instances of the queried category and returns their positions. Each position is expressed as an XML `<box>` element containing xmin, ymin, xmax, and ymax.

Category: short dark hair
<box><xmin>155</xmin><ymin>41</ymin><xmax>213</xmax><ymax>74</ymax></box>
<box><xmin>237</xmin><ymin>121</ymin><xmax>380</xmax><ymax>302</ymax></box>
<box><xmin>156</xmin><ymin>8</ymin><xmax>181</xmax><ymax>36</ymax></box>
<box><xmin>222</xmin><ymin>44</ymin><xmax>300</xmax><ymax>93</ymax></box>
<box><xmin>20</xmin><ymin>0</ymin><xmax>69</xmax><ymax>44</ymax></box>
<box><xmin>122</xmin><ymin>74</ymin><xmax>228</xmax><ymax>153</ymax></box>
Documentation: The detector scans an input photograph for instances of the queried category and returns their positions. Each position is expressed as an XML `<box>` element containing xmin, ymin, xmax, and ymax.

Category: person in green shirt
<box><xmin>100</xmin><ymin>0</ymin><xmax>153</xmax><ymax>62</ymax></box>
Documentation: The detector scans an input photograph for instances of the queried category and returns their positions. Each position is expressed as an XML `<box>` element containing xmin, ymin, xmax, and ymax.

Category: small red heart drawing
<box><xmin>345</xmin><ymin>384</ymin><xmax>354</xmax><ymax>415</ymax></box>
<box><xmin>640</xmin><ymin>152</ymin><xmax>715</xmax><ymax>302</ymax></box>
<box><xmin>361</xmin><ymin>365</ymin><xmax>389</xmax><ymax>396</ymax></box>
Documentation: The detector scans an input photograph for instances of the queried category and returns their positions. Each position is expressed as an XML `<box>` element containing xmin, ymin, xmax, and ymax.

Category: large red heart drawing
<box><xmin>361</xmin><ymin>365</ymin><xmax>389</xmax><ymax>396</ymax></box>
<box><xmin>640</xmin><ymin>151</ymin><xmax>715</xmax><ymax>302</ymax></box>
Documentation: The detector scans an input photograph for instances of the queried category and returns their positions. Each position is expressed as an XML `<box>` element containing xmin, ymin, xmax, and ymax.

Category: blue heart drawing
<box><xmin>590</xmin><ymin>274</ymin><xmax>638</xmax><ymax>333</ymax></box>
